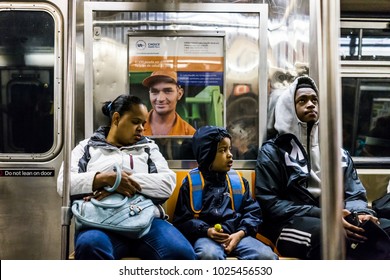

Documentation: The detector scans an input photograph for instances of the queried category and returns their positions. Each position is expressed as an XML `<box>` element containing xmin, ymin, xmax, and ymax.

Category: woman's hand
<box><xmin>115</xmin><ymin>171</ymin><xmax>142</xmax><ymax>197</ymax></box>
<box><xmin>92</xmin><ymin>170</ymin><xmax>141</xmax><ymax>200</ymax></box>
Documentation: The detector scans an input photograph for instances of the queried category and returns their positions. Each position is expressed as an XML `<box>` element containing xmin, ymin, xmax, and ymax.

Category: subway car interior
<box><xmin>0</xmin><ymin>0</ymin><xmax>389</xmax><ymax>260</ymax></box>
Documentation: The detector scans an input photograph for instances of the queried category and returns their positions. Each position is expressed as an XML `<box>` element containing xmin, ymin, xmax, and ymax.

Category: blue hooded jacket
<box><xmin>173</xmin><ymin>126</ymin><xmax>262</xmax><ymax>244</ymax></box>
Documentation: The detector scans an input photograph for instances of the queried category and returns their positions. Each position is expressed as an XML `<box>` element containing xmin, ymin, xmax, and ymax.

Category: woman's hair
<box><xmin>102</xmin><ymin>94</ymin><xmax>144</xmax><ymax>120</ymax></box>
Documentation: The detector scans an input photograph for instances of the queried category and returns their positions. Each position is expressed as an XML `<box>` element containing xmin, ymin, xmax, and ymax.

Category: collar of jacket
<box><xmin>199</xmin><ymin>169</ymin><xmax>227</xmax><ymax>184</ymax></box>
<box><xmin>88</xmin><ymin>126</ymin><xmax>149</xmax><ymax>149</ymax></box>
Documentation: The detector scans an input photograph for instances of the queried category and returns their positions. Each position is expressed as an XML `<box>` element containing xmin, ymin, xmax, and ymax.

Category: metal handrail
<box><xmin>317</xmin><ymin>0</ymin><xmax>346</xmax><ymax>259</ymax></box>
<box><xmin>60</xmin><ymin>0</ymin><xmax>76</xmax><ymax>260</ymax></box>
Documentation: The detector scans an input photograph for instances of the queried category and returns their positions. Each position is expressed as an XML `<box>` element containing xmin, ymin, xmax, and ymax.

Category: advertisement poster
<box><xmin>128</xmin><ymin>35</ymin><xmax>224</xmax><ymax>137</ymax></box>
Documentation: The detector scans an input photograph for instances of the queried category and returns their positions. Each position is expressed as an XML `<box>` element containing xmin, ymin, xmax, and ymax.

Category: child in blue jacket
<box><xmin>173</xmin><ymin>126</ymin><xmax>278</xmax><ymax>260</ymax></box>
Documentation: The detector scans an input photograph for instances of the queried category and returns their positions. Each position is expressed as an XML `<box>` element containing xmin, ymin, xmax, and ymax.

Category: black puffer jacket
<box><xmin>256</xmin><ymin>132</ymin><xmax>375</xmax><ymax>244</ymax></box>
<box><xmin>173</xmin><ymin>126</ymin><xmax>262</xmax><ymax>244</ymax></box>
<box><xmin>257</xmin><ymin>76</ymin><xmax>374</xmax><ymax>243</ymax></box>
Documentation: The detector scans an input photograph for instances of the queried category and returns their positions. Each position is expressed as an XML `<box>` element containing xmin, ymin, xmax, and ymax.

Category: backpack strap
<box><xmin>187</xmin><ymin>168</ymin><xmax>245</xmax><ymax>218</ymax></box>
<box><xmin>187</xmin><ymin>168</ymin><xmax>204</xmax><ymax>218</ymax></box>
<box><xmin>226</xmin><ymin>169</ymin><xmax>245</xmax><ymax>211</ymax></box>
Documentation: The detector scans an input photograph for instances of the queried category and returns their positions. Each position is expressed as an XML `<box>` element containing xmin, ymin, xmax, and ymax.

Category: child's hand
<box><xmin>207</xmin><ymin>227</ymin><xmax>229</xmax><ymax>243</ymax></box>
<box><xmin>222</xmin><ymin>230</ymin><xmax>245</xmax><ymax>254</ymax></box>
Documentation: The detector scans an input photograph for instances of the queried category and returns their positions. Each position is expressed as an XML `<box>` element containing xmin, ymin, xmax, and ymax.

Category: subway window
<box><xmin>342</xmin><ymin>78</ymin><xmax>390</xmax><ymax>157</ymax></box>
<box><xmin>0</xmin><ymin>8</ymin><xmax>61</xmax><ymax>159</ymax></box>
<box><xmin>340</xmin><ymin>20</ymin><xmax>390</xmax><ymax>165</ymax></box>
<box><xmin>340</xmin><ymin>22</ymin><xmax>390</xmax><ymax>61</ymax></box>
<box><xmin>88</xmin><ymin>8</ymin><xmax>267</xmax><ymax>164</ymax></box>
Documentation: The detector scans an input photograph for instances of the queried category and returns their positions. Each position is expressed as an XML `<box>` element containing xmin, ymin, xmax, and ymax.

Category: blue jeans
<box><xmin>75</xmin><ymin>219</ymin><xmax>196</xmax><ymax>260</ymax></box>
<box><xmin>194</xmin><ymin>236</ymin><xmax>278</xmax><ymax>260</ymax></box>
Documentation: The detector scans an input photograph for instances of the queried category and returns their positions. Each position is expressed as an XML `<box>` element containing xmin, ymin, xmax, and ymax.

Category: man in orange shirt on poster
<box><xmin>142</xmin><ymin>70</ymin><xmax>196</xmax><ymax>136</ymax></box>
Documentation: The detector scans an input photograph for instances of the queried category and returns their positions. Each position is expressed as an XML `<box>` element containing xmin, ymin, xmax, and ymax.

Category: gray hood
<box><xmin>270</xmin><ymin>76</ymin><xmax>321</xmax><ymax>197</ymax></box>
<box><xmin>274</xmin><ymin>76</ymin><xmax>319</xmax><ymax>140</ymax></box>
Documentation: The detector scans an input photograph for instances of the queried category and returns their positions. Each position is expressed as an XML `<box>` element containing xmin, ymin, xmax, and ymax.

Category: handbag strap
<box><xmin>90</xmin><ymin>194</ymin><xmax>128</xmax><ymax>208</ymax></box>
<box><xmin>104</xmin><ymin>163</ymin><xmax>121</xmax><ymax>192</ymax></box>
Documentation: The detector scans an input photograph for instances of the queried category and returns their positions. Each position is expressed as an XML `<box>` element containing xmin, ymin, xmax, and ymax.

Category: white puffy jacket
<box><xmin>57</xmin><ymin>126</ymin><xmax>176</xmax><ymax>203</ymax></box>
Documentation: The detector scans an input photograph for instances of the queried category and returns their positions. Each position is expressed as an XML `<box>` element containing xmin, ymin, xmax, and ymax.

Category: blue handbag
<box><xmin>71</xmin><ymin>193</ymin><xmax>155</xmax><ymax>238</ymax></box>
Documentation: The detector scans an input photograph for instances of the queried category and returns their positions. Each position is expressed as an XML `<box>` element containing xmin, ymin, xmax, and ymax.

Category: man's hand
<box><xmin>342</xmin><ymin>209</ymin><xmax>367</xmax><ymax>243</ymax></box>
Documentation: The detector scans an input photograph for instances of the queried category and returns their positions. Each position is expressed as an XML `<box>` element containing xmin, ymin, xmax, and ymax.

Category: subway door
<box><xmin>0</xmin><ymin>2</ymin><xmax>65</xmax><ymax>259</ymax></box>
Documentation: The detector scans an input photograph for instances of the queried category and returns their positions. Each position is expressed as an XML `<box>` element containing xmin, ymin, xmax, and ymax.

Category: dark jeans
<box><xmin>75</xmin><ymin>218</ymin><xmax>196</xmax><ymax>260</ymax></box>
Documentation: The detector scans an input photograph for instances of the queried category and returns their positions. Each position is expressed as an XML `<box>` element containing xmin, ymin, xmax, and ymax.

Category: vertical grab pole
<box><xmin>61</xmin><ymin>0</ymin><xmax>76</xmax><ymax>260</ymax></box>
<box><xmin>317</xmin><ymin>0</ymin><xmax>345</xmax><ymax>259</ymax></box>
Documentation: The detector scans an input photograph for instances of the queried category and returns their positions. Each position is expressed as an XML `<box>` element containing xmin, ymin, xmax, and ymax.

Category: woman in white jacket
<box><xmin>57</xmin><ymin>94</ymin><xmax>196</xmax><ymax>260</ymax></box>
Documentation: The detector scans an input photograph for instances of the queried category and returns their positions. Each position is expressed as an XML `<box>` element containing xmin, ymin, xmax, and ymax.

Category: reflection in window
<box><xmin>0</xmin><ymin>11</ymin><xmax>54</xmax><ymax>154</ymax></box>
<box><xmin>340</xmin><ymin>27</ymin><xmax>390</xmax><ymax>61</ymax></box>
<box><xmin>92</xmin><ymin>10</ymin><xmax>262</xmax><ymax>161</ymax></box>
<box><xmin>342</xmin><ymin>78</ymin><xmax>390</xmax><ymax>157</ymax></box>
<box><xmin>227</xmin><ymin>86</ymin><xmax>259</xmax><ymax>160</ymax></box>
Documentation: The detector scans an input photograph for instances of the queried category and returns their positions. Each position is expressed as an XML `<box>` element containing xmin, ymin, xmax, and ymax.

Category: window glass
<box><xmin>342</xmin><ymin>78</ymin><xmax>390</xmax><ymax>157</ymax></box>
<box><xmin>340</xmin><ymin>27</ymin><xmax>390</xmax><ymax>61</ymax></box>
<box><xmin>91</xmin><ymin>10</ymin><xmax>264</xmax><ymax>161</ymax></box>
<box><xmin>0</xmin><ymin>11</ymin><xmax>54</xmax><ymax>154</ymax></box>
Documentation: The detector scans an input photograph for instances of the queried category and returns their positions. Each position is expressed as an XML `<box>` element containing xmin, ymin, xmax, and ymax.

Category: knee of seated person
<box><xmin>75</xmin><ymin>229</ymin><xmax>111</xmax><ymax>251</ymax></box>
<box><xmin>243</xmin><ymin>251</ymin><xmax>279</xmax><ymax>260</ymax></box>
<box><xmin>166</xmin><ymin>244</ymin><xmax>197</xmax><ymax>260</ymax></box>
<box><xmin>75</xmin><ymin>230</ymin><xmax>114</xmax><ymax>260</ymax></box>
<box><xmin>260</xmin><ymin>250</ymin><xmax>279</xmax><ymax>260</ymax></box>
<box><xmin>196</xmin><ymin>247</ymin><xmax>225</xmax><ymax>260</ymax></box>
<box><xmin>243</xmin><ymin>246</ymin><xmax>279</xmax><ymax>260</ymax></box>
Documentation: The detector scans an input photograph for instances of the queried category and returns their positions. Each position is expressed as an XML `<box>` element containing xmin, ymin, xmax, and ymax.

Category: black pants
<box><xmin>275</xmin><ymin>216</ymin><xmax>321</xmax><ymax>260</ymax></box>
<box><xmin>379</xmin><ymin>218</ymin><xmax>390</xmax><ymax>235</ymax></box>
<box><xmin>276</xmin><ymin>216</ymin><xmax>390</xmax><ymax>260</ymax></box>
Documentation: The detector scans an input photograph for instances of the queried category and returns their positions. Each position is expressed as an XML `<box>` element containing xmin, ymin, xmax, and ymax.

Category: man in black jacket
<box><xmin>255</xmin><ymin>76</ymin><xmax>389</xmax><ymax>259</ymax></box>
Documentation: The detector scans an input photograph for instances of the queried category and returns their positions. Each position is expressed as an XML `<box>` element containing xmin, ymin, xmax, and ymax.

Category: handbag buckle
<box><xmin>129</xmin><ymin>204</ymin><xmax>142</xmax><ymax>216</ymax></box>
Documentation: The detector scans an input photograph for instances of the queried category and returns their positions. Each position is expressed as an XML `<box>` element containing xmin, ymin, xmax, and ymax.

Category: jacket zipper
<box><xmin>130</xmin><ymin>154</ymin><xmax>133</xmax><ymax>169</ymax></box>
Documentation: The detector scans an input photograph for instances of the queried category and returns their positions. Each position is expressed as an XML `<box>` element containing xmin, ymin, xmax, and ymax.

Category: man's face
<box><xmin>149</xmin><ymin>81</ymin><xmax>183</xmax><ymax>116</ymax></box>
<box><xmin>295</xmin><ymin>87</ymin><xmax>319</xmax><ymax>123</ymax></box>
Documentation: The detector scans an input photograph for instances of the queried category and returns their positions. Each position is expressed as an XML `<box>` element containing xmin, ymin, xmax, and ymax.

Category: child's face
<box><xmin>210</xmin><ymin>137</ymin><xmax>233</xmax><ymax>173</ymax></box>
